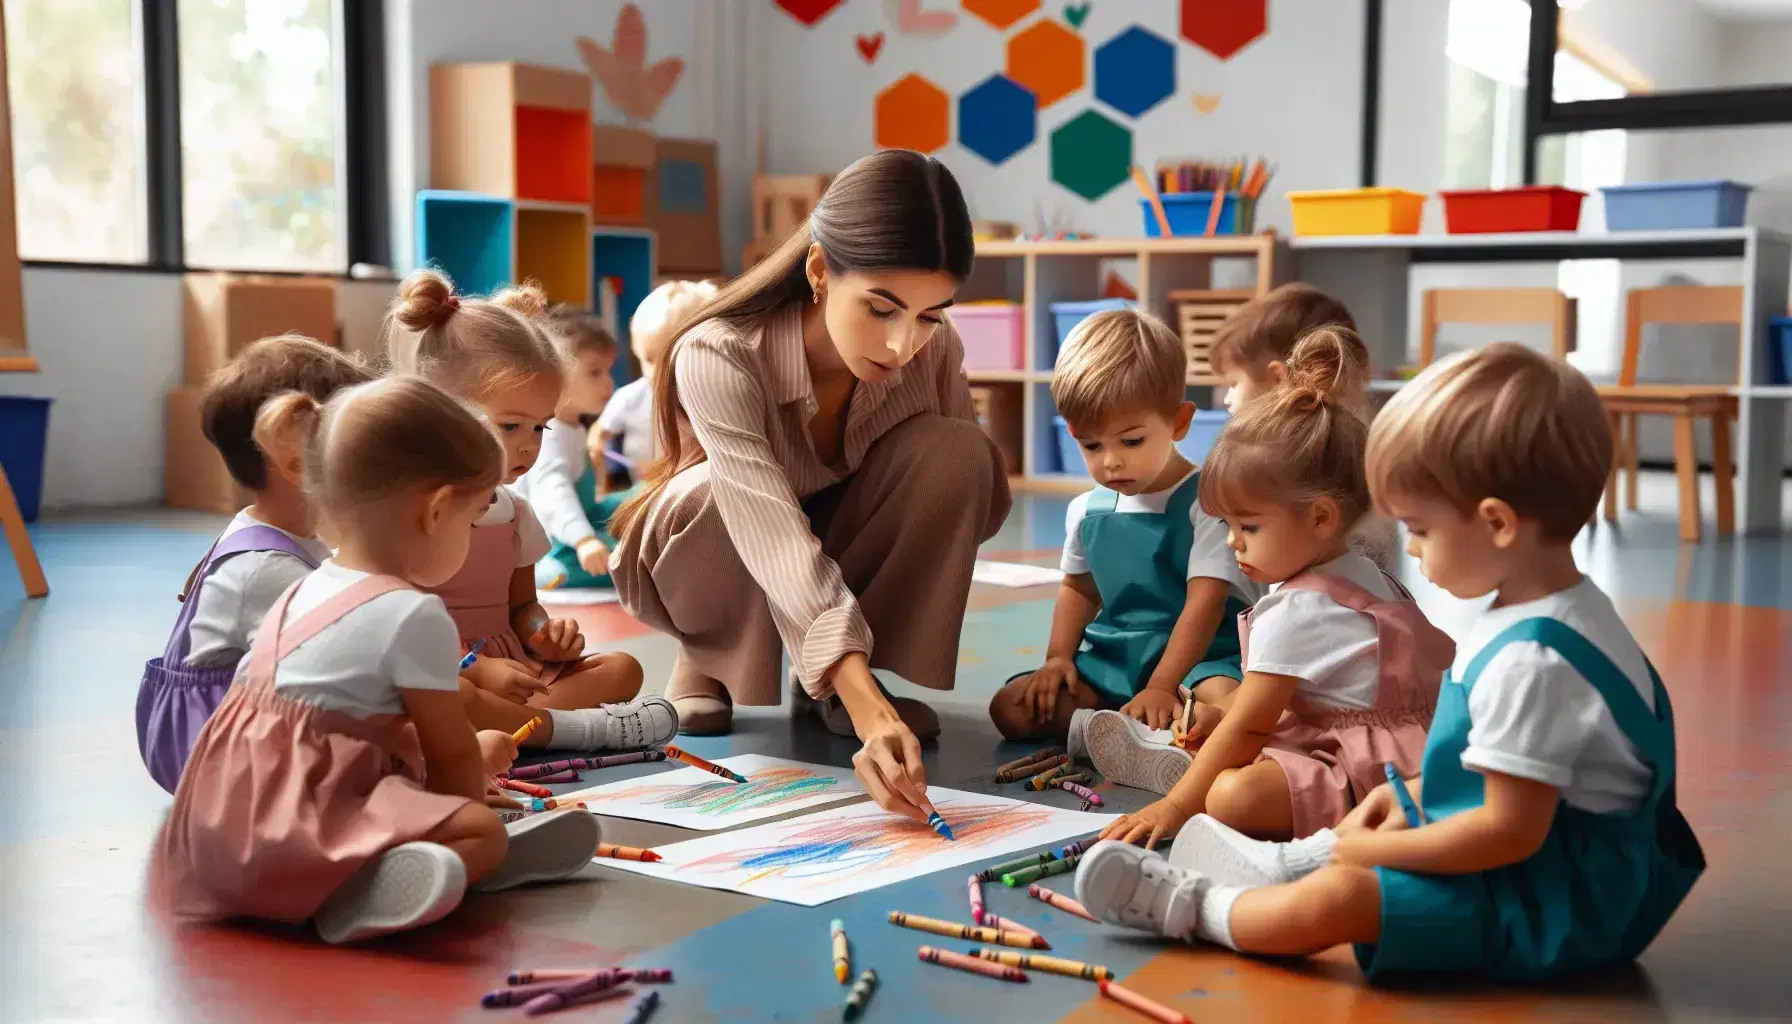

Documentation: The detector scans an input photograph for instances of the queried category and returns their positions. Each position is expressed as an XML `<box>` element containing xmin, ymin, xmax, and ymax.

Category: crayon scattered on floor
<box><xmin>1003</xmin><ymin>855</ymin><xmax>1079</xmax><ymax>887</ymax></box>
<box><xmin>919</xmin><ymin>945</ymin><xmax>1028</xmax><ymax>982</ymax></box>
<box><xmin>842</xmin><ymin>969</ymin><xmax>878</xmax><ymax>1021</ymax></box>
<box><xmin>888</xmin><ymin>910</ymin><xmax>1050</xmax><ymax>949</ymax></box>
<box><xmin>969</xmin><ymin>948</ymin><xmax>1114</xmax><ymax>981</ymax></box>
<box><xmin>1100</xmin><ymin>979</ymin><xmax>1192</xmax><ymax>1024</ymax></box>
<box><xmin>831</xmin><ymin>918</ymin><xmax>850</xmax><ymax>984</ymax></box>
<box><xmin>1028</xmin><ymin>884</ymin><xmax>1098</xmax><ymax>922</ymax></box>
<box><xmin>664</xmin><ymin>744</ymin><xmax>748</xmax><ymax>783</ymax></box>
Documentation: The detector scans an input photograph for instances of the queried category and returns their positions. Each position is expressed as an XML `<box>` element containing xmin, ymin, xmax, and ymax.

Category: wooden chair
<box><xmin>1598</xmin><ymin>285</ymin><xmax>1744</xmax><ymax>543</ymax></box>
<box><xmin>1</xmin><ymin>463</ymin><xmax>47</xmax><ymax>598</ymax></box>
<box><xmin>1418</xmin><ymin>287</ymin><xmax>1578</xmax><ymax>368</ymax></box>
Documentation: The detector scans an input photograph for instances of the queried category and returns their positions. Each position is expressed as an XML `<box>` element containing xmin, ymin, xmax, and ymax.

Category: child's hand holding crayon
<box><xmin>526</xmin><ymin>617</ymin><xmax>586</xmax><ymax>662</ymax></box>
<box><xmin>477</xmin><ymin>729</ymin><xmax>520</xmax><ymax>777</ymax></box>
<box><xmin>1170</xmin><ymin>703</ymin><xmax>1223</xmax><ymax>752</ymax></box>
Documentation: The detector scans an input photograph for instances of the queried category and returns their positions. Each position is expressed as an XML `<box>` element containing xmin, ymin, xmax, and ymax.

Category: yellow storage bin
<box><xmin>1287</xmin><ymin>188</ymin><xmax>1427</xmax><ymax>236</ymax></box>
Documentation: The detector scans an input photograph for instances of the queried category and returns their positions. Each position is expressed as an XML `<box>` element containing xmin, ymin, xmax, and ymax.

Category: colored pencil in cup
<box><xmin>887</xmin><ymin>911</ymin><xmax>1049</xmax><ymax>950</ymax></box>
<box><xmin>1131</xmin><ymin>166</ymin><xmax>1174</xmax><ymax>236</ymax></box>
<box><xmin>663</xmin><ymin>744</ymin><xmax>748</xmax><ymax>783</ymax></box>
<box><xmin>831</xmin><ymin>918</ymin><xmax>850</xmax><ymax>984</ymax></box>
<box><xmin>1028</xmin><ymin>884</ymin><xmax>1098</xmax><ymax>922</ymax></box>
<box><xmin>969</xmin><ymin>948</ymin><xmax>1114</xmax><ymax>982</ymax></box>
<box><xmin>1099</xmin><ymin>980</ymin><xmax>1192</xmax><ymax>1024</ymax></box>
<box><xmin>918</xmin><ymin>946</ymin><xmax>1028</xmax><ymax>983</ymax></box>
<box><xmin>595</xmin><ymin>843</ymin><xmax>661</xmax><ymax>862</ymax></box>
<box><xmin>512</xmin><ymin>717</ymin><xmax>542</xmax><ymax>743</ymax></box>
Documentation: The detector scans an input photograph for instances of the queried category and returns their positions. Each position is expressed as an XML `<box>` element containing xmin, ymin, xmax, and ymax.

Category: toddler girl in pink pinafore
<box><xmin>382</xmin><ymin>271</ymin><xmax>675</xmax><ymax>752</ymax></box>
<box><xmin>1097</xmin><ymin>326</ymin><xmax>1454</xmax><ymax>849</ymax></box>
<box><xmin>150</xmin><ymin>377</ymin><xmax>600</xmax><ymax>944</ymax></box>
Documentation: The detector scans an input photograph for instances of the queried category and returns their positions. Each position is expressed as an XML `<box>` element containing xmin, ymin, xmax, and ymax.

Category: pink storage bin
<box><xmin>948</xmin><ymin>304</ymin><xmax>1025</xmax><ymax>371</ymax></box>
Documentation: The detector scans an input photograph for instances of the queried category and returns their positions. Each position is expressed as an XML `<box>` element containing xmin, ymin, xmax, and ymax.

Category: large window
<box><xmin>5</xmin><ymin>0</ymin><xmax>374</xmax><ymax>271</ymax></box>
<box><xmin>3</xmin><ymin>1</ymin><xmax>148</xmax><ymax>263</ymax></box>
<box><xmin>179</xmin><ymin>0</ymin><xmax>339</xmax><ymax>271</ymax></box>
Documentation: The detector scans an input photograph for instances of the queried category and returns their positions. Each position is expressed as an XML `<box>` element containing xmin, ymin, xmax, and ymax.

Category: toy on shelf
<box><xmin>1169</xmin><ymin>289</ymin><xmax>1255</xmax><ymax>382</ymax></box>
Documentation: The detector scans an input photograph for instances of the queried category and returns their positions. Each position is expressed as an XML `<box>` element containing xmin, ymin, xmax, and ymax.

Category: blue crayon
<box><xmin>1384</xmin><ymin>763</ymin><xmax>1424</xmax><ymax>827</ymax></box>
<box><xmin>626</xmin><ymin>989</ymin><xmax>661</xmax><ymax>1024</ymax></box>
<box><xmin>457</xmin><ymin>638</ymin><xmax>487</xmax><ymax>671</ymax></box>
<box><xmin>926</xmin><ymin>809</ymin><xmax>954</xmax><ymax>841</ymax></box>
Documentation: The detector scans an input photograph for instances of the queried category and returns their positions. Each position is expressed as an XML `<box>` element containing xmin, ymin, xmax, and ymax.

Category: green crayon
<box><xmin>1003</xmin><ymin>854</ymin><xmax>1079</xmax><ymax>887</ymax></box>
<box><xmin>977</xmin><ymin>850</ymin><xmax>1056</xmax><ymax>883</ymax></box>
<box><xmin>842</xmin><ymin>969</ymin><xmax>878</xmax><ymax>1021</ymax></box>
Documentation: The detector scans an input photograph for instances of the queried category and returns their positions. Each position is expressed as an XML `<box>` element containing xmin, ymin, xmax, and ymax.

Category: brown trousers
<box><xmin>614</xmin><ymin>415</ymin><xmax>1011</xmax><ymax>705</ymax></box>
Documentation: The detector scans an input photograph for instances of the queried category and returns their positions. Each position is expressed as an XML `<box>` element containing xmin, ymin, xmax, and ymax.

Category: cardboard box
<box><xmin>183</xmin><ymin>274</ymin><xmax>338</xmax><ymax>386</ymax></box>
<box><xmin>336</xmin><ymin>278</ymin><xmax>397</xmax><ymax>368</ymax></box>
<box><xmin>649</xmin><ymin>137</ymin><xmax>722</xmax><ymax>275</ymax></box>
<box><xmin>592</xmin><ymin>124</ymin><xmax>657</xmax><ymax>226</ymax></box>
<box><xmin>970</xmin><ymin>384</ymin><xmax>1023</xmax><ymax>476</ymax></box>
<box><xmin>164</xmin><ymin>386</ymin><xmax>249</xmax><ymax>514</ymax></box>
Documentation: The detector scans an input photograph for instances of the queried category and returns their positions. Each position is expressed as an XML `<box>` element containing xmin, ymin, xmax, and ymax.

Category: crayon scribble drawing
<box><xmin>596</xmin><ymin>788</ymin><xmax>1115</xmax><ymax>906</ymax></box>
<box><xmin>560</xmin><ymin>754</ymin><xmax>863</xmax><ymax>830</ymax></box>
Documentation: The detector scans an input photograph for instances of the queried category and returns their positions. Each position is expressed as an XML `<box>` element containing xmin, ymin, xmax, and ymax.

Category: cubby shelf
<box><xmin>431</xmin><ymin>62</ymin><xmax>593</xmax><ymax>205</ymax></box>
<box><xmin>963</xmin><ymin>235</ymin><xmax>1287</xmax><ymax>491</ymax></box>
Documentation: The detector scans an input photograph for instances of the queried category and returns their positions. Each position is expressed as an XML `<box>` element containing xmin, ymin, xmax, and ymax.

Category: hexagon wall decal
<box><xmin>1050</xmin><ymin>109</ymin><xmax>1131</xmax><ymax>200</ymax></box>
<box><xmin>1093</xmin><ymin>26</ymin><xmax>1175</xmax><ymax>118</ymax></box>
<box><xmin>958</xmin><ymin>74</ymin><xmax>1038</xmax><ymax>166</ymax></box>
<box><xmin>1006</xmin><ymin>20</ymin><xmax>1085</xmax><ymax>109</ymax></box>
<box><xmin>1181</xmin><ymin>0</ymin><xmax>1267</xmax><ymax>60</ymax></box>
<box><xmin>963</xmin><ymin>0</ymin><xmax>1039</xmax><ymax>31</ymax></box>
<box><xmin>875</xmin><ymin>74</ymin><xmax>950</xmax><ymax>154</ymax></box>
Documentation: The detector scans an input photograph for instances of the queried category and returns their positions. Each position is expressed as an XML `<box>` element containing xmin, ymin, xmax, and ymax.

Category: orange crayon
<box><xmin>664</xmin><ymin>744</ymin><xmax>749</xmax><ymax>784</ymax></box>
<box><xmin>512</xmin><ymin>717</ymin><xmax>542</xmax><ymax>743</ymax></box>
<box><xmin>596</xmin><ymin>843</ymin><xmax>661</xmax><ymax>863</ymax></box>
<box><xmin>1099</xmin><ymin>980</ymin><xmax>1192</xmax><ymax>1024</ymax></box>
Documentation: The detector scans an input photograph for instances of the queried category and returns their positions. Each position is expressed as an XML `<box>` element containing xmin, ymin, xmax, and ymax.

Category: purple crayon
<box><xmin>588</xmin><ymin>750</ymin><xmax>669</xmax><ymax>770</ymax></box>
<box><xmin>507</xmin><ymin>758</ymin><xmax>590</xmax><ymax>780</ymax></box>
<box><xmin>524</xmin><ymin>984</ymin><xmax>631</xmax><ymax>1016</ymax></box>
<box><xmin>1060</xmin><ymin>837</ymin><xmax>1096</xmax><ymax>859</ymax></box>
<box><xmin>532</xmin><ymin>770</ymin><xmax>582</xmax><ymax>784</ymax></box>
<box><xmin>482</xmin><ymin>972</ymin><xmax>615</xmax><ymax>1008</ymax></box>
<box><xmin>1056</xmin><ymin>780</ymin><xmax>1103</xmax><ymax>806</ymax></box>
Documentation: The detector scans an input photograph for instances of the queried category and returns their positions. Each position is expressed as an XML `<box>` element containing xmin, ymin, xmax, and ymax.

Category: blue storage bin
<box><xmin>1140</xmin><ymin>192</ymin><xmax>1240</xmax><ymax>237</ymax></box>
<box><xmin>1601</xmin><ymin>180</ymin><xmax>1752</xmax><ymax>231</ymax></box>
<box><xmin>1769</xmin><ymin>316</ymin><xmax>1792</xmax><ymax>386</ymax></box>
<box><xmin>1048</xmin><ymin>298</ymin><xmax>1134</xmax><ymax>365</ymax></box>
<box><xmin>0</xmin><ymin>396</ymin><xmax>53</xmax><ymax>521</ymax></box>
<box><xmin>1052</xmin><ymin>416</ymin><xmax>1087</xmax><ymax>477</ymax></box>
<box><xmin>1177</xmin><ymin>410</ymin><xmax>1230</xmax><ymax>464</ymax></box>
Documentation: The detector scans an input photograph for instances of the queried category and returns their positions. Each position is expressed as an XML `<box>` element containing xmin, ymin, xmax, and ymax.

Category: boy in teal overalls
<box><xmin>1073</xmin><ymin>343</ymin><xmax>1702</xmax><ymax>983</ymax></box>
<box><xmin>989</xmin><ymin>309</ymin><xmax>1263</xmax><ymax>760</ymax></box>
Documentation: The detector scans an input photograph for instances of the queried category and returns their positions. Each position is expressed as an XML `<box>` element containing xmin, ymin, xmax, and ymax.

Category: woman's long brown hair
<box><xmin>609</xmin><ymin>149</ymin><xmax>974</xmax><ymax>542</ymax></box>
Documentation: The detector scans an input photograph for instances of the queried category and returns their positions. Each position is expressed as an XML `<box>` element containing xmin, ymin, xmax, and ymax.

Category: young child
<box><xmin>384</xmin><ymin>270</ymin><xmax>675</xmax><ymax>752</ymax></box>
<box><xmin>1209</xmin><ymin>282</ymin><xmax>1357</xmax><ymax>413</ymax></box>
<box><xmin>514</xmin><ymin>304</ymin><xmax>624</xmax><ymax>590</ymax></box>
<box><xmin>1074</xmin><ymin>343</ymin><xmax>1703</xmax><ymax>983</ymax></box>
<box><xmin>595</xmin><ymin>279</ymin><xmax>717</xmax><ymax>485</ymax></box>
<box><xmin>1096</xmin><ymin>328</ymin><xmax>1453</xmax><ymax>844</ymax></box>
<box><xmin>152</xmin><ymin>376</ymin><xmax>600</xmax><ymax>944</ymax></box>
<box><xmin>988</xmin><ymin>309</ymin><xmax>1263</xmax><ymax>792</ymax></box>
<box><xmin>137</xmin><ymin>334</ymin><xmax>372</xmax><ymax>793</ymax></box>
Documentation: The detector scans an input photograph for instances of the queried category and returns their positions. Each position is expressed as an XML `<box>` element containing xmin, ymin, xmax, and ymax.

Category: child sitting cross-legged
<box><xmin>1074</xmin><ymin>343</ymin><xmax>1704</xmax><ymax>984</ymax></box>
<box><xmin>988</xmin><ymin>309</ymin><xmax>1263</xmax><ymax>793</ymax></box>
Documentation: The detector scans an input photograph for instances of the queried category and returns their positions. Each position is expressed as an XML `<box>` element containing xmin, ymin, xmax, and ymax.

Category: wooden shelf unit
<box><xmin>963</xmin><ymin>233</ymin><xmax>1285</xmax><ymax>490</ymax></box>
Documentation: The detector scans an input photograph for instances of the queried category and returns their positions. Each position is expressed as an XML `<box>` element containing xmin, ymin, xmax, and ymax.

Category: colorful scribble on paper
<box><xmin>595</xmin><ymin>788</ymin><xmax>1114</xmax><ymax>906</ymax></box>
<box><xmin>560</xmin><ymin>754</ymin><xmax>863</xmax><ymax>830</ymax></box>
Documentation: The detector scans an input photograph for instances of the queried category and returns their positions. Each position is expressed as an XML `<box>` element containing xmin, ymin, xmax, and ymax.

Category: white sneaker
<box><xmin>314</xmin><ymin>842</ymin><xmax>466</xmax><ymax>944</ymax></box>
<box><xmin>1083</xmin><ymin>710</ymin><xmax>1192</xmax><ymax>795</ymax></box>
<box><xmin>1075</xmin><ymin>840</ymin><xmax>1208</xmax><ymax>940</ymax></box>
<box><xmin>561</xmin><ymin>696</ymin><xmax>680</xmax><ymax>751</ymax></box>
<box><xmin>474</xmin><ymin>809</ymin><xmax>601</xmax><ymax>892</ymax></box>
<box><xmin>1170</xmin><ymin>815</ymin><xmax>1336</xmax><ymax>885</ymax></box>
<box><xmin>1066</xmin><ymin>708</ymin><xmax>1094</xmax><ymax>759</ymax></box>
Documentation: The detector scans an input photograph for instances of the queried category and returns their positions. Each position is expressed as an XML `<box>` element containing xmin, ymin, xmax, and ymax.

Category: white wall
<box><xmin>761</xmin><ymin>0</ymin><xmax>1365</xmax><ymax>240</ymax></box>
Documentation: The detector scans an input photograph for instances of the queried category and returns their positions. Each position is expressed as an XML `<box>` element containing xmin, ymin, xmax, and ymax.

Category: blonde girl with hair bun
<box><xmin>384</xmin><ymin>269</ymin><xmax>675</xmax><ymax>755</ymax></box>
<box><xmin>151</xmin><ymin>376</ymin><xmax>600</xmax><ymax>945</ymax></box>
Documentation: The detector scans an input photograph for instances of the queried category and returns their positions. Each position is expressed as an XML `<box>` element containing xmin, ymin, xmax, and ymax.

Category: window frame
<box><xmin>15</xmin><ymin>0</ymin><xmax>387</xmax><ymax>275</ymax></box>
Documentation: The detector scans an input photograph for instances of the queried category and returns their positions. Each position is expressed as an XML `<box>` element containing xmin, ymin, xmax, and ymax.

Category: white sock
<box><xmin>544</xmin><ymin>708</ymin><xmax>594</xmax><ymax>750</ymax></box>
<box><xmin>1195</xmin><ymin>884</ymin><xmax>1245</xmax><ymax>950</ymax></box>
<box><xmin>1283</xmin><ymin>829</ymin><xmax>1338</xmax><ymax>879</ymax></box>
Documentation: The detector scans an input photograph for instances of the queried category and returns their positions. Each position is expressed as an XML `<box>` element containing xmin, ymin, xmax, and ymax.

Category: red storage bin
<box><xmin>1440</xmin><ymin>187</ymin><xmax>1586</xmax><ymax>234</ymax></box>
<box><xmin>948</xmin><ymin>304</ymin><xmax>1026</xmax><ymax>371</ymax></box>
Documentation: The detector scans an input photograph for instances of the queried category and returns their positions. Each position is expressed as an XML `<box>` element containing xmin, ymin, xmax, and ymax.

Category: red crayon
<box><xmin>496</xmin><ymin>777</ymin><xmax>553</xmax><ymax>798</ymax></box>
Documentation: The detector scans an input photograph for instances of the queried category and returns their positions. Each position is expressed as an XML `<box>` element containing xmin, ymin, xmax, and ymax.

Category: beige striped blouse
<box><xmin>674</xmin><ymin>304</ymin><xmax>977</xmax><ymax>692</ymax></box>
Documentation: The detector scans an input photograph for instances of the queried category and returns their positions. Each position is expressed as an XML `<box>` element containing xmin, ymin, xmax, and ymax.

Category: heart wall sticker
<box><xmin>775</xmin><ymin>0</ymin><xmax>845</xmax><ymax>27</ymax></box>
<box><xmin>856</xmin><ymin>32</ymin><xmax>885</xmax><ymax>63</ymax></box>
<box><xmin>1193</xmin><ymin>92</ymin><xmax>1221</xmax><ymax>114</ymax></box>
<box><xmin>1064</xmin><ymin>3</ymin><xmax>1091</xmax><ymax>29</ymax></box>
<box><xmin>888</xmin><ymin>0</ymin><xmax>959</xmax><ymax>36</ymax></box>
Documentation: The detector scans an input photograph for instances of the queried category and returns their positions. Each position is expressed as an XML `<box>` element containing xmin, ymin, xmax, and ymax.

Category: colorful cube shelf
<box><xmin>415</xmin><ymin>190</ymin><xmax>515</xmax><ymax>298</ymax></box>
<box><xmin>592</xmin><ymin>227</ymin><xmax>658</xmax><ymax>355</ymax></box>
<box><xmin>592</xmin><ymin>125</ymin><xmax>656</xmax><ymax>226</ymax></box>
<box><xmin>430</xmin><ymin>62</ymin><xmax>593</xmax><ymax>205</ymax></box>
<box><xmin>517</xmin><ymin>202</ymin><xmax>593</xmax><ymax>306</ymax></box>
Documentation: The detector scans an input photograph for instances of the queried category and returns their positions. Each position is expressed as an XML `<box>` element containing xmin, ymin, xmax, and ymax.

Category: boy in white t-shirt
<box><xmin>594</xmin><ymin>279</ymin><xmax>718</xmax><ymax>485</ymax></box>
<box><xmin>1075</xmin><ymin>343</ymin><xmax>1702</xmax><ymax>984</ymax></box>
<box><xmin>988</xmin><ymin>310</ymin><xmax>1263</xmax><ymax>790</ymax></box>
<box><xmin>137</xmin><ymin>334</ymin><xmax>373</xmax><ymax>793</ymax></box>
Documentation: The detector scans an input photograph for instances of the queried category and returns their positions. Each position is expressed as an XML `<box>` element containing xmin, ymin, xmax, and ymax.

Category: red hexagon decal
<box><xmin>1180</xmin><ymin>0</ymin><xmax>1266</xmax><ymax>61</ymax></box>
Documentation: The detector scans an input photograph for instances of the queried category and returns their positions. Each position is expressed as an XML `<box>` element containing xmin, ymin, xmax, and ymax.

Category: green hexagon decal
<box><xmin>1050</xmin><ymin>109</ymin><xmax>1131</xmax><ymax>201</ymax></box>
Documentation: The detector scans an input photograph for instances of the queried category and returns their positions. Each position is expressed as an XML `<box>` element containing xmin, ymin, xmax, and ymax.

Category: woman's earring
<box><xmin>811</xmin><ymin>282</ymin><xmax>822</xmax><ymax>304</ymax></box>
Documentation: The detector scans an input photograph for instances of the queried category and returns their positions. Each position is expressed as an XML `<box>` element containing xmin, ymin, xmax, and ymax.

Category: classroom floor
<box><xmin>3</xmin><ymin>476</ymin><xmax>1791</xmax><ymax>1023</ymax></box>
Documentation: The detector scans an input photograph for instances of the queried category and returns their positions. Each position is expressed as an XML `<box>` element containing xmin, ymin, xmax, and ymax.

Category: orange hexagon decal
<box><xmin>963</xmin><ymin>0</ymin><xmax>1039</xmax><ymax>31</ymax></box>
<box><xmin>1006</xmin><ymin>20</ymin><xmax>1084</xmax><ymax>109</ymax></box>
<box><xmin>875</xmin><ymin>74</ymin><xmax>950</xmax><ymax>154</ymax></box>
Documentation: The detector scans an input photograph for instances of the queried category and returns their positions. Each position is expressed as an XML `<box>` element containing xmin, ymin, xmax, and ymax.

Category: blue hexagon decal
<box><xmin>1094</xmin><ymin>26</ymin><xmax>1175</xmax><ymax>118</ymax></box>
<box><xmin>957</xmin><ymin>74</ymin><xmax>1038</xmax><ymax>166</ymax></box>
<box><xmin>1051</xmin><ymin>109</ymin><xmax>1132</xmax><ymax>201</ymax></box>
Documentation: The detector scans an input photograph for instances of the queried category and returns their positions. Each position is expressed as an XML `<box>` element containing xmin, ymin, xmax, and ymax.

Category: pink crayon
<box><xmin>531</xmin><ymin>770</ymin><xmax>582</xmax><ymax>784</ymax></box>
<box><xmin>1060</xmin><ymin>838</ymin><xmax>1096</xmax><ymax>859</ymax></box>
<box><xmin>967</xmin><ymin>874</ymin><xmax>985</xmax><ymax>925</ymax></box>
<box><xmin>506</xmin><ymin>759</ymin><xmax>587</xmax><ymax>780</ymax></box>
<box><xmin>1055</xmin><ymin>779</ymin><xmax>1103</xmax><ymax>806</ymax></box>
<box><xmin>523</xmin><ymin>984</ymin><xmax>631</xmax><ymax>1016</ymax></box>
<box><xmin>484</xmin><ymin>972</ymin><xmax>616</xmax><ymax>1008</ymax></box>
<box><xmin>981</xmin><ymin>912</ymin><xmax>1039</xmax><ymax>938</ymax></box>
<box><xmin>1028</xmin><ymin>883</ymin><xmax>1099</xmax><ymax>922</ymax></box>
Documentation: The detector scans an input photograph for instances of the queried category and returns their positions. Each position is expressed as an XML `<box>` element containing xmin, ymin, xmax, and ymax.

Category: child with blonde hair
<box><xmin>514</xmin><ymin>304</ymin><xmax>625</xmax><ymax>589</ymax></box>
<box><xmin>595</xmin><ymin>279</ymin><xmax>718</xmax><ymax>484</ymax></box>
<box><xmin>1097</xmin><ymin>327</ymin><xmax>1453</xmax><ymax>846</ymax></box>
<box><xmin>152</xmin><ymin>376</ymin><xmax>600</xmax><ymax>944</ymax></box>
<box><xmin>384</xmin><ymin>270</ymin><xmax>674</xmax><ymax>752</ymax></box>
<box><xmin>988</xmin><ymin>309</ymin><xmax>1263</xmax><ymax>793</ymax></box>
<box><xmin>1075</xmin><ymin>343</ymin><xmax>1702</xmax><ymax>985</ymax></box>
<box><xmin>138</xmin><ymin>335</ymin><xmax>372</xmax><ymax>792</ymax></box>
